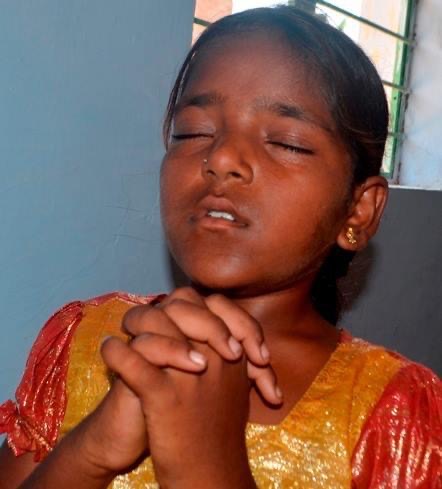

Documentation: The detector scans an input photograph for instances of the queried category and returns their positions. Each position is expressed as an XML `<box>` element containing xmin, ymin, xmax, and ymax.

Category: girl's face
<box><xmin>160</xmin><ymin>33</ymin><xmax>353</xmax><ymax>297</ymax></box>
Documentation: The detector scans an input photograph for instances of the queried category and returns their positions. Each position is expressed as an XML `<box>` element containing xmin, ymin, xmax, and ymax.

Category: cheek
<box><xmin>159</xmin><ymin>163</ymin><xmax>171</xmax><ymax>226</ymax></box>
<box><xmin>160</xmin><ymin>158</ymin><xmax>188</xmax><ymax>216</ymax></box>
<box><xmin>261</xmin><ymin>178</ymin><xmax>348</xmax><ymax>257</ymax></box>
<box><xmin>159</xmin><ymin>157</ymin><xmax>201</xmax><ymax>249</ymax></box>
<box><xmin>160</xmin><ymin>163</ymin><xmax>182</xmax><ymax>246</ymax></box>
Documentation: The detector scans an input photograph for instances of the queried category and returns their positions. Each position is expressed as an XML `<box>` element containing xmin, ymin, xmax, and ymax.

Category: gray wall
<box><xmin>341</xmin><ymin>187</ymin><xmax>441</xmax><ymax>374</ymax></box>
<box><xmin>0</xmin><ymin>0</ymin><xmax>195</xmax><ymax>401</ymax></box>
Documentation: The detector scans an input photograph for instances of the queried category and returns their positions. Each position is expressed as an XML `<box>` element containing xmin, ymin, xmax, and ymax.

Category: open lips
<box><xmin>192</xmin><ymin>196</ymin><xmax>249</xmax><ymax>228</ymax></box>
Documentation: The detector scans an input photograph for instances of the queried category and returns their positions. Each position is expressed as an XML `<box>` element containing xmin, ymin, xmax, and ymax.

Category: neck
<box><xmin>235</xmin><ymin>287</ymin><xmax>331</xmax><ymax>341</ymax></box>
<box><xmin>195</xmin><ymin>276</ymin><xmax>336</xmax><ymax>342</ymax></box>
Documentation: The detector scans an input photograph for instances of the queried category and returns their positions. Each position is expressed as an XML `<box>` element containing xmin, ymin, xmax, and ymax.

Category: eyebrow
<box><xmin>174</xmin><ymin>91</ymin><xmax>332</xmax><ymax>133</ymax></box>
<box><xmin>175</xmin><ymin>91</ymin><xmax>226</xmax><ymax>115</ymax></box>
<box><xmin>254</xmin><ymin>97</ymin><xmax>333</xmax><ymax>133</ymax></box>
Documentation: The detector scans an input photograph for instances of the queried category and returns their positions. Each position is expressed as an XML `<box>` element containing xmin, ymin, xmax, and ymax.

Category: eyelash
<box><xmin>270</xmin><ymin>142</ymin><xmax>314</xmax><ymax>155</ymax></box>
<box><xmin>171</xmin><ymin>133</ymin><xmax>210</xmax><ymax>140</ymax></box>
<box><xmin>171</xmin><ymin>135</ymin><xmax>313</xmax><ymax>156</ymax></box>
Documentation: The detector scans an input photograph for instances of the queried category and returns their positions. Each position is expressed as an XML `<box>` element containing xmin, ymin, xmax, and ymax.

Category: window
<box><xmin>193</xmin><ymin>0</ymin><xmax>417</xmax><ymax>181</ymax></box>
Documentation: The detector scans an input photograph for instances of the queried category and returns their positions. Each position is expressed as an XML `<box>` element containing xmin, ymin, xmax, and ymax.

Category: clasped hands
<box><xmin>80</xmin><ymin>287</ymin><xmax>281</xmax><ymax>488</ymax></box>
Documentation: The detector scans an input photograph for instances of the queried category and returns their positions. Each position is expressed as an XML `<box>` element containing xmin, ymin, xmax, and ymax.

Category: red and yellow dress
<box><xmin>1</xmin><ymin>292</ymin><xmax>441</xmax><ymax>488</ymax></box>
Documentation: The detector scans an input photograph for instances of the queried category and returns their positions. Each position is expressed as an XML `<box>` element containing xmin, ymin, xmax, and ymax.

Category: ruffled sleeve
<box><xmin>0</xmin><ymin>301</ymin><xmax>85</xmax><ymax>461</ymax></box>
<box><xmin>351</xmin><ymin>361</ymin><xmax>442</xmax><ymax>488</ymax></box>
<box><xmin>0</xmin><ymin>292</ymin><xmax>164</xmax><ymax>462</ymax></box>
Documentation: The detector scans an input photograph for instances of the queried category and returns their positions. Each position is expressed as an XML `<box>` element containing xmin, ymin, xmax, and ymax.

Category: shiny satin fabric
<box><xmin>351</xmin><ymin>362</ymin><xmax>442</xmax><ymax>488</ymax></box>
<box><xmin>1</xmin><ymin>293</ymin><xmax>441</xmax><ymax>487</ymax></box>
<box><xmin>0</xmin><ymin>292</ymin><xmax>154</xmax><ymax>461</ymax></box>
<box><xmin>0</xmin><ymin>300</ymin><xmax>84</xmax><ymax>461</ymax></box>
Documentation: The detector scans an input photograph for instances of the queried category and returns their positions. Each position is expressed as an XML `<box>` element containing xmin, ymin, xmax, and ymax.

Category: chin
<box><xmin>177</xmin><ymin>256</ymin><xmax>256</xmax><ymax>295</ymax></box>
<box><xmin>184</xmin><ymin>266</ymin><xmax>288</xmax><ymax>299</ymax></box>
<box><xmin>188</xmin><ymin>269</ymin><xmax>248</xmax><ymax>293</ymax></box>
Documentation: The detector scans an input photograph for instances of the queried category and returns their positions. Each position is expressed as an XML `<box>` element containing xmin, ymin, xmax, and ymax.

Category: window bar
<box><xmin>382</xmin><ymin>80</ymin><xmax>409</xmax><ymax>94</ymax></box>
<box><xmin>315</xmin><ymin>0</ymin><xmax>415</xmax><ymax>45</ymax></box>
<box><xmin>388</xmin><ymin>131</ymin><xmax>404</xmax><ymax>140</ymax></box>
<box><xmin>193</xmin><ymin>0</ymin><xmax>416</xmax><ymax>180</ymax></box>
<box><xmin>390</xmin><ymin>0</ymin><xmax>417</xmax><ymax>182</ymax></box>
<box><xmin>194</xmin><ymin>17</ymin><xmax>210</xmax><ymax>27</ymax></box>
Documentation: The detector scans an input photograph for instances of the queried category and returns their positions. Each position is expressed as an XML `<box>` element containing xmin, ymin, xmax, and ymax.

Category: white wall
<box><xmin>400</xmin><ymin>0</ymin><xmax>442</xmax><ymax>189</ymax></box>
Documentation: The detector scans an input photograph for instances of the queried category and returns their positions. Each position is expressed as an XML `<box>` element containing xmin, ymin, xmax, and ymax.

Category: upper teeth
<box><xmin>207</xmin><ymin>210</ymin><xmax>235</xmax><ymax>221</ymax></box>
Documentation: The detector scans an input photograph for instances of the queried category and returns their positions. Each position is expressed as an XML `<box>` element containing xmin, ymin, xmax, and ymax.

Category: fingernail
<box><xmin>275</xmin><ymin>386</ymin><xmax>283</xmax><ymax>399</ymax></box>
<box><xmin>189</xmin><ymin>350</ymin><xmax>207</xmax><ymax>366</ymax></box>
<box><xmin>100</xmin><ymin>335</ymin><xmax>112</xmax><ymax>346</ymax></box>
<box><xmin>228</xmin><ymin>336</ymin><xmax>242</xmax><ymax>356</ymax></box>
<box><xmin>260</xmin><ymin>343</ymin><xmax>270</xmax><ymax>361</ymax></box>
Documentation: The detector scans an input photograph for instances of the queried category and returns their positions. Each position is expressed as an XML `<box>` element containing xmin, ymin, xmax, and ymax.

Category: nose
<box><xmin>202</xmin><ymin>141</ymin><xmax>253</xmax><ymax>185</ymax></box>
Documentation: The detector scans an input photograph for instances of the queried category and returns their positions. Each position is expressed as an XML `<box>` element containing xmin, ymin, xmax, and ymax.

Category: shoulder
<box><xmin>345</xmin><ymin>330</ymin><xmax>441</xmax><ymax>432</ymax></box>
<box><xmin>337</xmin><ymin>331</ymin><xmax>410</xmax><ymax>418</ymax></box>
<box><xmin>340</xmin><ymin>331</ymin><xmax>440</xmax><ymax>438</ymax></box>
<box><xmin>341</xmin><ymin>331</ymin><xmax>441</xmax><ymax>488</ymax></box>
<box><xmin>339</xmin><ymin>329</ymin><xmax>440</xmax><ymax>390</ymax></box>
<box><xmin>67</xmin><ymin>291</ymin><xmax>166</xmax><ymax>338</ymax></box>
<box><xmin>0</xmin><ymin>291</ymin><xmax>164</xmax><ymax>461</ymax></box>
<box><xmin>26</xmin><ymin>291</ymin><xmax>165</xmax><ymax>354</ymax></box>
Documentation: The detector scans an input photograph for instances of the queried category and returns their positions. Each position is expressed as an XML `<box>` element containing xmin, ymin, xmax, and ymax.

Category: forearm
<box><xmin>18</xmin><ymin>429</ymin><xmax>116</xmax><ymax>489</ymax></box>
<box><xmin>185</xmin><ymin>465</ymin><xmax>257</xmax><ymax>489</ymax></box>
<box><xmin>156</xmin><ymin>442</ymin><xmax>257</xmax><ymax>489</ymax></box>
<box><xmin>162</xmin><ymin>466</ymin><xmax>258</xmax><ymax>489</ymax></box>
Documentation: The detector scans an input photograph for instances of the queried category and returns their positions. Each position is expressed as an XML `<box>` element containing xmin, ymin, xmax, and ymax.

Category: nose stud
<box><xmin>203</xmin><ymin>158</ymin><xmax>208</xmax><ymax>164</ymax></box>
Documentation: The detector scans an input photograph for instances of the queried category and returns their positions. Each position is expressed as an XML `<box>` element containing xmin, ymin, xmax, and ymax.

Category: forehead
<box><xmin>182</xmin><ymin>32</ymin><xmax>332</xmax><ymax>125</ymax></box>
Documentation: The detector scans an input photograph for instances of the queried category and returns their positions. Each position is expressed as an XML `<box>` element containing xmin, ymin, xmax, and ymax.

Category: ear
<box><xmin>337</xmin><ymin>176</ymin><xmax>389</xmax><ymax>251</ymax></box>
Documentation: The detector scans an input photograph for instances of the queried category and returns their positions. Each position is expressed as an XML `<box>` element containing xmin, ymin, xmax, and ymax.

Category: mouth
<box><xmin>207</xmin><ymin>209</ymin><xmax>236</xmax><ymax>222</ymax></box>
<box><xmin>191</xmin><ymin>197</ymin><xmax>249</xmax><ymax>229</ymax></box>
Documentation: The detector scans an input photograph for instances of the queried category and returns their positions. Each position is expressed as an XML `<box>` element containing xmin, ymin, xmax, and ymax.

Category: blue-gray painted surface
<box><xmin>0</xmin><ymin>0</ymin><xmax>195</xmax><ymax>401</ymax></box>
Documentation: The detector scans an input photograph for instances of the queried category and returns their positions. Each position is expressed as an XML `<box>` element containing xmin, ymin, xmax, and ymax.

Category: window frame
<box><xmin>193</xmin><ymin>0</ymin><xmax>418</xmax><ymax>181</ymax></box>
<box><xmin>314</xmin><ymin>0</ymin><xmax>417</xmax><ymax>182</ymax></box>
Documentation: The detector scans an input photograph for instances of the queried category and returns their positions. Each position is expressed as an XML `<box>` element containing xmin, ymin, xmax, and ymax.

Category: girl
<box><xmin>0</xmin><ymin>6</ymin><xmax>440</xmax><ymax>488</ymax></box>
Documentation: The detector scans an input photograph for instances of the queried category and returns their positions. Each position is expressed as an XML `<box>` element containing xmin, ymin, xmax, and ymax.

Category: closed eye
<box><xmin>270</xmin><ymin>142</ymin><xmax>314</xmax><ymax>155</ymax></box>
<box><xmin>171</xmin><ymin>133</ymin><xmax>212</xmax><ymax>140</ymax></box>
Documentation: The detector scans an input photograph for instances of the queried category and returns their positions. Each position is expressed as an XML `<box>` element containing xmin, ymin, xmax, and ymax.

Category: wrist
<box><xmin>162</xmin><ymin>467</ymin><xmax>256</xmax><ymax>489</ymax></box>
<box><xmin>55</xmin><ymin>417</ymin><xmax>119</xmax><ymax>483</ymax></box>
<box><xmin>18</xmin><ymin>432</ymin><xmax>116</xmax><ymax>489</ymax></box>
<box><xmin>65</xmin><ymin>427</ymin><xmax>119</xmax><ymax>482</ymax></box>
<box><xmin>155</xmin><ymin>442</ymin><xmax>256</xmax><ymax>489</ymax></box>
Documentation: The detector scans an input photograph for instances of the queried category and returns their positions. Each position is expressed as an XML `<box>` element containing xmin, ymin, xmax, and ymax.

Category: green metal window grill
<box><xmin>194</xmin><ymin>0</ymin><xmax>417</xmax><ymax>181</ymax></box>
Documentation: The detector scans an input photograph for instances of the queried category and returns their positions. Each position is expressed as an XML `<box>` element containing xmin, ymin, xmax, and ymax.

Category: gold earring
<box><xmin>346</xmin><ymin>227</ymin><xmax>357</xmax><ymax>245</ymax></box>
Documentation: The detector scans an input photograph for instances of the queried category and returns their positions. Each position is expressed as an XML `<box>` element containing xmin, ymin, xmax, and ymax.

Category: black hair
<box><xmin>163</xmin><ymin>6</ymin><xmax>389</xmax><ymax>325</ymax></box>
